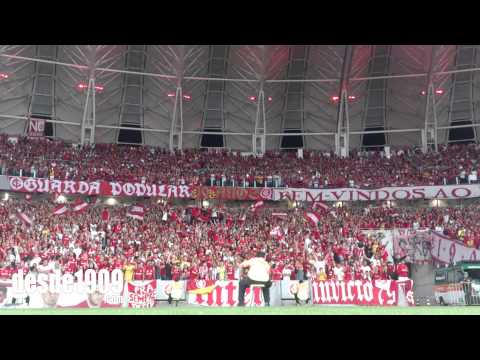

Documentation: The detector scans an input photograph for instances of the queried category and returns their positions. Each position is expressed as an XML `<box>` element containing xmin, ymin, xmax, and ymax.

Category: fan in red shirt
<box><xmin>133</xmin><ymin>261</ymin><xmax>145</xmax><ymax>281</ymax></box>
<box><xmin>0</xmin><ymin>265</ymin><xmax>12</xmax><ymax>279</ymax></box>
<box><xmin>144</xmin><ymin>261</ymin><xmax>155</xmax><ymax>280</ymax></box>
<box><xmin>396</xmin><ymin>260</ymin><xmax>409</xmax><ymax>279</ymax></box>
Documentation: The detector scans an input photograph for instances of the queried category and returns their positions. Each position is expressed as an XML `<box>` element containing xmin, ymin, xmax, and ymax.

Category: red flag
<box><xmin>304</xmin><ymin>211</ymin><xmax>321</xmax><ymax>227</ymax></box>
<box><xmin>313</xmin><ymin>201</ymin><xmax>329</xmax><ymax>211</ymax></box>
<box><xmin>250</xmin><ymin>200</ymin><xmax>264</xmax><ymax>213</ymax></box>
<box><xmin>72</xmin><ymin>198</ymin><xmax>89</xmax><ymax>213</ymax></box>
<box><xmin>170</xmin><ymin>211</ymin><xmax>179</xmax><ymax>223</ymax></box>
<box><xmin>52</xmin><ymin>204</ymin><xmax>68</xmax><ymax>216</ymax></box>
<box><xmin>16</xmin><ymin>210</ymin><xmax>33</xmax><ymax>226</ymax></box>
<box><xmin>101</xmin><ymin>209</ymin><xmax>110</xmax><ymax>221</ymax></box>
<box><xmin>127</xmin><ymin>205</ymin><xmax>145</xmax><ymax>220</ymax></box>
<box><xmin>198</xmin><ymin>213</ymin><xmax>210</xmax><ymax>222</ymax></box>
<box><xmin>191</xmin><ymin>207</ymin><xmax>201</xmax><ymax>218</ymax></box>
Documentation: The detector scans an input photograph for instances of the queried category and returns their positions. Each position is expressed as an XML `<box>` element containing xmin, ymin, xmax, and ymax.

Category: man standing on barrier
<box><xmin>462</xmin><ymin>272</ymin><xmax>473</xmax><ymax>305</ymax></box>
<box><xmin>238</xmin><ymin>251</ymin><xmax>272</xmax><ymax>307</ymax></box>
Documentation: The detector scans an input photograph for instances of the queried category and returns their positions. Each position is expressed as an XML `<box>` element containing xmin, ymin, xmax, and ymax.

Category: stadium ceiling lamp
<box><xmin>420</xmin><ymin>89</ymin><xmax>444</xmax><ymax>96</ymax></box>
<box><xmin>183</xmin><ymin>94</ymin><xmax>191</xmax><ymax>100</ymax></box>
<box><xmin>331</xmin><ymin>95</ymin><xmax>340</xmax><ymax>102</ymax></box>
<box><xmin>56</xmin><ymin>195</ymin><xmax>67</xmax><ymax>203</ymax></box>
<box><xmin>347</xmin><ymin>95</ymin><xmax>356</xmax><ymax>101</ymax></box>
<box><xmin>0</xmin><ymin>73</ymin><xmax>9</xmax><ymax>80</ymax></box>
<box><xmin>267</xmin><ymin>96</ymin><xmax>273</xmax><ymax>102</ymax></box>
<box><xmin>106</xmin><ymin>197</ymin><xmax>117</xmax><ymax>206</ymax></box>
<box><xmin>76</xmin><ymin>83</ymin><xmax>104</xmax><ymax>92</ymax></box>
<box><xmin>167</xmin><ymin>93</ymin><xmax>176</xmax><ymax>97</ymax></box>
<box><xmin>248</xmin><ymin>96</ymin><xmax>257</xmax><ymax>101</ymax></box>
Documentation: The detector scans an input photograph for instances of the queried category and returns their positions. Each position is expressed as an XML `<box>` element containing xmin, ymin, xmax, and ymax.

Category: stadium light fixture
<box><xmin>0</xmin><ymin>73</ymin><xmax>9</xmax><ymax>80</ymax></box>
<box><xmin>420</xmin><ymin>90</ymin><xmax>426</xmax><ymax>96</ymax></box>
<box><xmin>76</xmin><ymin>83</ymin><xmax>104</xmax><ymax>92</ymax></box>
<box><xmin>183</xmin><ymin>94</ymin><xmax>191</xmax><ymax>100</ymax></box>
<box><xmin>267</xmin><ymin>96</ymin><xmax>273</xmax><ymax>102</ymax></box>
<box><xmin>167</xmin><ymin>93</ymin><xmax>176</xmax><ymax>97</ymax></box>
<box><xmin>435</xmin><ymin>89</ymin><xmax>444</xmax><ymax>95</ymax></box>
<box><xmin>347</xmin><ymin>95</ymin><xmax>356</xmax><ymax>101</ymax></box>
<box><xmin>248</xmin><ymin>96</ymin><xmax>257</xmax><ymax>101</ymax></box>
<box><xmin>331</xmin><ymin>96</ymin><xmax>340</xmax><ymax>102</ymax></box>
<box><xmin>431</xmin><ymin>199</ymin><xmax>443</xmax><ymax>207</ymax></box>
<box><xmin>106</xmin><ymin>197</ymin><xmax>117</xmax><ymax>206</ymax></box>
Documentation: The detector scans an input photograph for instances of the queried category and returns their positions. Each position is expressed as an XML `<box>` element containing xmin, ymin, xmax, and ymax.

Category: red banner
<box><xmin>127</xmin><ymin>280</ymin><xmax>157</xmax><ymax>308</ymax></box>
<box><xmin>311</xmin><ymin>280</ymin><xmax>414</xmax><ymax>306</ymax></box>
<box><xmin>191</xmin><ymin>186</ymin><xmax>273</xmax><ymax>201</ymax></box>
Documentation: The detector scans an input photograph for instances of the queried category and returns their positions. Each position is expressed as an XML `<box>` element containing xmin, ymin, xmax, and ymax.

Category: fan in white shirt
<box><xmin>333</xmin><ymin>264</ymin><xmax>345</xmax><ymax>281</ymax></box>
<box><xmin>360</xmin><ymin>260</ymin><xmax>372</xmax><ymax>280</ymax></box>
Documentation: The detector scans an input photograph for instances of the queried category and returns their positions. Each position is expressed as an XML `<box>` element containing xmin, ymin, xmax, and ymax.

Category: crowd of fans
<box><xmin>1</xmin><ymin>197</ymin><xmax>480</xmax><ymax>283</ymax></box>
<box><xmin>1</xmin><ymin>134</ymin><xmax>480</xmax><ymax>188</ymax></box>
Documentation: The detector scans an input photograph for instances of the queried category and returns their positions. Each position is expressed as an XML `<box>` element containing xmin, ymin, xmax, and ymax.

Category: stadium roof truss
<box><xmin>0</xmin><ymin>45</ymin><xmax>479</xmax><ymax>153</ymax></box>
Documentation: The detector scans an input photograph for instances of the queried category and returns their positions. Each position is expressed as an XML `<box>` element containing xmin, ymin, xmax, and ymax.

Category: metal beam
<box><xmin>11</xmin><ymin>50</ymin><xmax>480</xmax><ymax>84</ymax></box>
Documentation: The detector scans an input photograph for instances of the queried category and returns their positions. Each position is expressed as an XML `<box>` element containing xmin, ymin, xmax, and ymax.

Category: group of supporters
<box><xmin>1</xmin><ymin>134</ymin><xmax>480</xmax><ymax>188</ymax></box>
<box><xmin>2</xmin><ymin>196</ymin><xmax>480</xmax><ymax>284</ymax></box>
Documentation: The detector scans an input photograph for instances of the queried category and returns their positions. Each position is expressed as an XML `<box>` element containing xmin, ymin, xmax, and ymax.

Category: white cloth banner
<box><xmin>392</xmin><ymin>229</ymin><xmax>433</xmax><ymax>264</ymax></box>
<box><xmin>430</xmin><ymin>232</ymin><xmax>479</xmax><ymax>264</ymax></box>
<box><xmin>273</xmin><ymin>184</ymin><xmax>480</xmax><ymax>202</ymax></box>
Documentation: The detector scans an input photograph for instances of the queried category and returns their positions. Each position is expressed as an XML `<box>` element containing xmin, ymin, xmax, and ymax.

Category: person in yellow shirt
<box><xmin>217</xmin><ymin>262</ymin><xmax>226</xmax><ymax>281</ymax></box>
<box><xmin>317</xmin><ymin>269</ymin><xmax>327</xmax><ymax>281</ymax></box>
<box><xmin>123</xmin><ymin>261</ymin><xmax>135</xmax><ymax>282</ymax></box>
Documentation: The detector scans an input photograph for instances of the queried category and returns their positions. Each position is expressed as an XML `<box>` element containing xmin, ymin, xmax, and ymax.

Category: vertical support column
<box><xmin>424</xmin><ymin>83</ymin><xmax>438</xmax><ymax>152</ymax></box>
<box><xmin>253</xmin><ymin>83</ymin><xmax>266</xmax><ymax>154</ymax></box>
<box><xmin>90</xmin><ymin>77</ymin><xmax>96</xmax><ymax>144</ymax></box>
<box><xmin>80</xmin><ymin>77</ymin><xmax>95</xmax><ymax>145</ymax></box>
<box><xmin>336</xmin><ymin>45</ymin><xmax>353</xmax><ymax>157</ymax></box>
<box><xmin>423</xmin><ymin>46</ymin><xmax>438</xmax><ymax>153</ymax></box>
<box><xmin>169</xmin><ymin>84</ymin><xmax>184</xmax><ymax>152</ymax></box>
<box><xmin>336</xmin><ymin>89</ymin><xmax>350</xmax><ymax>157</ymax></box>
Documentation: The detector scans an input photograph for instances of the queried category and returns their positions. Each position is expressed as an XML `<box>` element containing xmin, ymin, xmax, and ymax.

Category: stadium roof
<box><xmin>0</xmin><ymin>45</ymin><xmax>478</xmax><ymax>152</ymax></box>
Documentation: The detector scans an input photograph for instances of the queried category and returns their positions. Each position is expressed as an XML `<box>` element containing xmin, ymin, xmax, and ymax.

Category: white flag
<box><xmin>127</xmin><ymin>205</ymin><xmax>145</xmax><ymax>220</ymax></box>
<box><xmin>16</xmin><ymin>210</ymin><xmax>33</xmax><ymax>226</ymax></box>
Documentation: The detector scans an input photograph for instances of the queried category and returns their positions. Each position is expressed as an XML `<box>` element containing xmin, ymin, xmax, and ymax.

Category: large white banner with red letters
<box><xmin>311</xmin><ymin>280</ymin><xmax>415</xmax><ymax>306</ymax></box>
<box><xmin>186</xmin><ymin>280</ymin><xmax>285</xmax><ymax>307</ymax></box>
<box><xmin>273</xmin><ymin>184</ymin><xmax>480</xmax><ymax>202</ymax></box>
<box><xmin>430</xmin><ymin>232</ymin><xmax>479</xmax><ymax>264</ymax></box>
<box><xmin>6</xmin><ymin>176</ymin><xmax>192</xmax><ymax>198</ymax></box>
<box><xmin>127</xmin><ymin>280</ymin><xmax>157</xmax><ymax>308</ymax></box>
<box><xmin>3</xmin><ymin>176</ymin><xmax>480</xmax><ymax>202</ymax></box>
